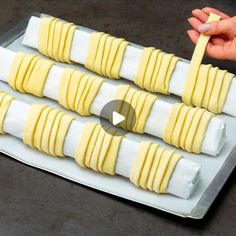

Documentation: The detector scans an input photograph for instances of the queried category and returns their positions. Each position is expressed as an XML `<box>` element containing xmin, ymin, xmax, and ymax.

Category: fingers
<box><xmin>187</xmin><ymin>29</ymin><xmax>225</xmax><ymax>46</ymax></box>
<box><xmin>187</xmin><ymin>29</ymin><xmax>220</xmax><ymax>59</ymax></box>
<box><xmin>206</xmin><ymin>44</ymin><xmax>226</xmax><ymax>60</ymax></box>
<box><xmin>187</xmin><ymin>29</ymin><xmax>199</xmax><ymax>44</ymax></box>
<box><xmin>192</xmin><ymin>9</ymin><xmax>209</xmax><ymax>23</ymax></box>
<box><xmin>191</xmin><ymin>7</ymin><xmax>230</xmax><ymax>24</ymax></box>
<box><xmin>188</xmin><ymin>17</ymin><xmax>202</xmax><ymax>31</ymax></box>
<box><xmin>187</xmin><ymin>29</ymin><xmax>228</xmax><ymax>60</ymax></box>
<box><xmin>202</xmin><ymin>7</ymin><xmax>230</xmax><ymax>19</ymax></box>
<box><xmin>188</xmin><ymin>8</ymin><xmax>234</xmax><ymax>60</ymax></box>
<box><xmin>187</xmin><ymin>17</ymin><xmax>228</xmax><ymax>40</ymax></box>
<box><xmin>198</xmin><ymin>18</ymin><xmax>236</xmax><ymax>35</ymax></box>
<box><xmin>189</xmin><ymin>8</ymin><xmax>235</xmax><ymax>37</ymax></box>
<box><xmin>210</xmin><ymin>36</ymin><xmax>226</xmax><ymax>46</ymax></box>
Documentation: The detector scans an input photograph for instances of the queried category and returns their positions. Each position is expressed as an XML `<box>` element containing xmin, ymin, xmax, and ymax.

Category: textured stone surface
<box><xmin>0</xmin><ymin>0</ymin><xmax>236</xmax><ymax>235</ymax></box>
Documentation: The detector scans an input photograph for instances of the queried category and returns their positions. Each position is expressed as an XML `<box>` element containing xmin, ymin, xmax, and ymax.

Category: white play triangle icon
<box><xmin>112</xmin><ymin>111</ymin><xmax>125</xmax><ymax>126</ymax></box>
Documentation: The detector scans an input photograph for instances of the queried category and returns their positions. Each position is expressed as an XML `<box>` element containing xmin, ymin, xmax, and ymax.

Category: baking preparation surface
<box><xmin>0</xmin><ymin>0</ymin><xmax>236</xmax><ymax>235</ymax></box>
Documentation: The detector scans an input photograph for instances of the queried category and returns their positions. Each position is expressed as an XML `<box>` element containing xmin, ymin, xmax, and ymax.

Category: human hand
<box><xmin>187</xmin><ymin>7</ymin><xmax>236</xmax><ymax>61</ymax></box>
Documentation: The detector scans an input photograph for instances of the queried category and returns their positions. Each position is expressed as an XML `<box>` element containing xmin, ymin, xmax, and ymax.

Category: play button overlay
<box><xmin>99</xmin><ymin>100</ymin><xmax>136</xmax><ymax>136</ymax></box>
<box><xmin>112</xmin><ymin>111</ymin><xmax>125</xmax><ymax>126</ymax></box>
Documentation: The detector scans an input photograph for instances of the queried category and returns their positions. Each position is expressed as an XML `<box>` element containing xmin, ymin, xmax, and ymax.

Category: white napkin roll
<box><xmin>0</xmin><ymin>47</ymin><xmax>225</xmax><ymax>156</ymax></box>
<box><xmin>3</xmin><ymin>99</ymin><xmax>201</xmax><ymax>199</ymax></box>
<box><xmin>22</xmin><ymin>16</ymin><xmax>236</xmax><ymax>117</ymax></box>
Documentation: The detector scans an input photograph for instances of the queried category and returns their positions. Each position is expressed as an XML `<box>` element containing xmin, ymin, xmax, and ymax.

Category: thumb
<box><xmin>198</xmin><ymin>17</ymin><xmax>236</xmax><ymax>35</ymax></box>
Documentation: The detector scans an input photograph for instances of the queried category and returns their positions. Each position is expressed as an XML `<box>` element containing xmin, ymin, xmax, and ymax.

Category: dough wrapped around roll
<box><xmin>0</xmin><ymin>49</ymin><xmax>224</xmax><ymax>155</ymax></box>
<box><xmin>22</xmin><ymin>14</ymin><xmax>236</xmax><ymax>116</ymax></box>
<box><xmin>0</xmin><ymin>92</ymin><xmax>199</xmax><ymax>198</ymax></box>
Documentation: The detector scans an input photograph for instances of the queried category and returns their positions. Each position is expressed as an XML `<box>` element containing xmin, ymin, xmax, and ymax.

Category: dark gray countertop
<box><xmin>0</xmin><ymin>0</ymin><xmax>236</xmax><ymax>235</ymax></box>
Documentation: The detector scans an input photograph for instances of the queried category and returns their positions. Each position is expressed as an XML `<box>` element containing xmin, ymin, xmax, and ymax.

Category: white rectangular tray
<box><xmin>0</xmin><ymin>13</ymin><xmax>235</xmax><ymax>219</ymax></box>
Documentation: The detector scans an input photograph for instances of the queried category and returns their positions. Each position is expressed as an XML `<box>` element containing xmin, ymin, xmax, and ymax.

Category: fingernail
<box><xmin>198</xmin><ymin>23</ymin><xmax>210</xmax><ymax>32</ymax></box>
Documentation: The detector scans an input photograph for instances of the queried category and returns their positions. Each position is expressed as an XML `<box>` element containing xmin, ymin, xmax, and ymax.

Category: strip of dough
<box><xmin>9</xmin><ymin>52</ymin><xmax>54</xmax><ymax>97</ymax></box>
<box><xmin>163</xmin><ymin>103</ymin><xmax>214</xmax><ymax>153</ymax></box>
<box><xmin>75</xmin><ymin>123</ymin><xmax>123</xmax><ymax>175</ymax></box>
<box><xmin>134</xmin><ymin>48</ymin><xmax>179</xmax><ymax>94</ymax></box>
<box><xmin>183</xmin><ymin>13</ymin><xmax>221</xmax><ymax>106</ymax></box>
<box><xmin>85</xmin><ymin>32</ymin><xmax>129</xmax><ymax>79</ymax></box>
<box><xmin>130</xmin><ymin>142</ymin><xmax>182</xmax><ymax>193</ymax></box>
<box><xmin>38</xmin><ymin>17</ymin><xmax>76</xmax><ymax>63</ymax></box>
<box><xmin>23</xmin><ymin>104</ymin><xmax>74</xmax><ymax>157</ymax></box>
<box><xmin>115</xmin><ymin>84</ymin><xmax>157</xmax><ymax>133</ymax></box>
<box><xmin>58</xmin><ymin>68</ymin><xmax>103</xmax><ymax>116</ymax></box>
<box><xmin>0</xmin><ymin>91</ymin><xmax>14</xmax><ymax>134</ymax></box>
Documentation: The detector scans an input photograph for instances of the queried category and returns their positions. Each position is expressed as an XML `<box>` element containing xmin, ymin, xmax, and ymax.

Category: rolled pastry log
<box><xmin>2</xmin><ymin>98</ymin><xmax>201</xmax><ymax>199</ymax></box>
<box><xmin>22</xmin><ymin>16</ymin><xmax>236</xmax><ymax>117</ymax></box>
<box><xmin>0</xmin><ymin>47</ymin><xmax>225</xmax><ymax>156</ymax></box>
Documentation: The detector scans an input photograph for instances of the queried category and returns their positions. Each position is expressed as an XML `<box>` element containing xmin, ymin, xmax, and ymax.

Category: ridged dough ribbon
<box><xmin>23</xmin><ymin>104</ymin><xmax>74</xmax><ymax>157</ymax></box>
<box><xmin>38</xmin><ymin>17</ymin><xmax>76</xmax><ymax>63</ymax></box>
<box><xmin>130</xmin><ymin>142</ymin><xmax>182</xmax><ymax>193</ymax></box>
<box><xmin>183</xmin><ymin>13</ymin><xmax>233</xmax><ymax>113</ymax></box>
<box><xmin>9</xmin><ymin>52</ymin><xmax>54</xmax><ymax>97</ymax></box>
<box><xmin>0</xmin><ymin>91</ymin><xmax>14</xmax><ymax>134</ymax></box>
<box><xmin>75</xmin><ymin>123</ymin><xmax>123</xmax><ymax>175</ymax></box>
<box><xmin>163</xmin><ymin>103</ymin><xmax>214</xmax><ymax>153</ymax></box>
<box><xmin>115</xmin><ymin>84</ymin><xmax>157</xmax><ymax>133</ymax></box>
<box><xmin>58</xmin><ymin>68</ymin><xmax>103</xmax><ymax>116</ymax></box>
<box><xmin>135</xmin><ymin>47</ymin><xmax>179</xmax><ymax>94</ymax></box>
<box><xmin>85</xmin><ymin>32</ymin><xmax>129</xmax><ymax>79</ymax></box>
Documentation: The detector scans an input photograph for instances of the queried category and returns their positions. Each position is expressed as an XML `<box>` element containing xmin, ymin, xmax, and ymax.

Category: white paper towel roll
<box><xmin>22</xmin><ymin>16</ymin><xmax>236</xmax><ymax>117</ymax></box>
<box><xmin>2</xmin><ymin>99</ymin><xmax>201</xmax><ymax>199</ymax></box>
<box><xmin>0</xmin><ymin>47</ymin><xmax>225</xmax><ymax>156</ymax></box>
<box><xmin>0</xmin><ymin>47</ymin><xmax>226</xmax><ymax>156</ymax></box>
<box><xmin>0</xmin><ymin>46</ymin><xmax>225</xmax><ymax>156</ymax></box>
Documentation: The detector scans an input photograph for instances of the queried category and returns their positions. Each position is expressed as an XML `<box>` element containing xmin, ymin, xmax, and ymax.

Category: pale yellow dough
<box><xmin>183</xmin><ymin>13</ymin><xmax>221</xmax><ymax>105</ymax></box>
<box><xmin>58</xmin><ymin>68</ymin><xmax>103</xmax><ymax>116</ymax></box>
<box><xmin>38</xmin><ymin>17</ymin><xmax>76</xmax><ymax>63</ymax></box>
<box><xmin>182</xmin><ymin>13</ymin><xmax>234</xmax><ymax>113</ymax></box>
<box><xmin>9</xmin><ymin>52</ymin><xmax>54</xmax><ymax>97</ymax></box>
<box><xmin>115</xmin><ymin>84</ymin><xmax>157</xmax><ymax>133</ymax></box>
<box><xmin>130</xmin><ymin>142</ymin><xmax>182</xmax><ymax>193</ymax></box>
<box><xmin>1</xmin><ymin>90</ymin><xmax>185</xmax><ymax>195</ymax></box>
<box><xmin>163</xmin><ymin>103</ymin><xmax>214</xmax><ymax>153</ymax></box>
<box><xmin>134</xmin><ymin>47</ymin><xmax>179</xmax><ymax>94</ymax></box>
<box><xmin>23</xmin><ymin>103</ymin><xmax>74</xmax><ymax>157</ymax></box>
<box><xmin>85</xmin><ymin>32</ymin><xmax>129</xmax><ymax>79</ymax></box>
<box><xmin>0</xmin><ymin>91</ymin><xmax>14</xmax><ymax>134</ymax></box>
<box><xmin>75</xmin><ymin>123</ymin><xmax>123</xmax><ymax>175</ymax></box>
